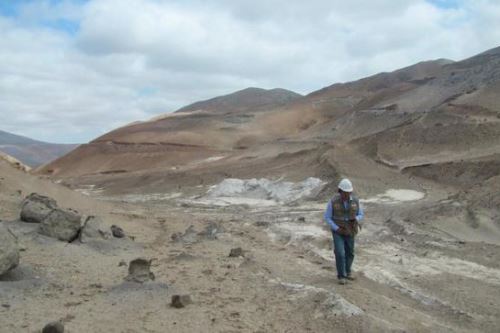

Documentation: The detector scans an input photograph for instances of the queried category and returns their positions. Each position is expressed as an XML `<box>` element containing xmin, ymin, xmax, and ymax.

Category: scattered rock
<box><xmin>42</xmin><ymin>321</ymin><xmax>64</xmax><ymax>333</ymax></box>
<box><xmin>0</xmin><ymin>225</ymin><xmax>20</xmax><ymax>276</ymax></box>
<box><xmin>255</xmin><ymin>221</ymin><xmax>270</xmax><ymax>227</ymax></box>
<box><xmin>198</xmin><ymin>222</ymin><xmax>223</xmax><ymax>240</ymax></box>
<box><xmin>297</xmin><ymin>216</ymin><xmax>306</xmax><ymax>222</ymax></box>
<box><xmin>20</xmin><ymin>193</ymin><xmax>57</xmax><ymax>223</ymax></box>
<box><xmin>125</xmin><ymin>258</ymin><xmax>155</xmax><ymax>283</ymax></box>
<box><xmin>171</xmin><ymin>294</ymin><xmax>192</xmax><ymax>308</ymax></box>
<box><xmin>171</xmin><ymin>225</ymin><xmax>198</xmax><ymax>244</ymax></box>
<box><xmin>80</xmin><ymin>216</ymin><xmax>112</xmax><ymax>243</ymax></box>
<box><xmin>39</xmin><ymin>208</ymin><xmax>82</xmax><ymax>242</ymax></box>
<box><xmin>229</xmin><ymin>247</ymin><xmax>244</xmax><ymax>258</ymax></box>
<box><xmin>111</xmin><ymin>225</ymin><xmax>125</xmax><ymax>238</ymax></box>
<box><xmin>171</xmin><ymin>252</ymin><xmax>197</xmax><ymax>261</ymax></box>
<box><xmin>1</xmin><ymin>303</ymin><xmax>10</xmax><ymax>308</ymax></box>
<box><xmin>118</xmin><ymin>260</ymin><xmax>127</xmax><ymax>267</ymax></box>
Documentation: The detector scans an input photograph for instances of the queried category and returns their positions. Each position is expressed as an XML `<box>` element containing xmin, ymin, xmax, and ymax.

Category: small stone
<box><xmin>228</xmin><ymin>247</ymin><xmax>244</xmax><ymax>258</ymax></box>
<box><xmin>255</xmin><ymin>221</ymin><xmax>269</xmax><ymax>227</ymax></box>
<box><xmin>42</xmin><ymin>321</ymin><xmax>64</xmax><ymax>333</ymax></box>
<box><xmin>118</xmin><ymin>260</ymin><xmax>127</xmax><ymax>267</ymax></box>
<box><xmin>111</xmin><ymin>225</ymin><xmax>125</xmax><ymax>238</ymax></box>
<box><xmin>1</xmin><ymin>303</ymin><xmax>10</xmax><ymax>308</ymax></box>
<box><xmin>297</xmin><ymin>217</ymin><xmax>306</xmax><ymax>222</ymax></box>
<box><xmin>125</xmin><ymin>258</ymin><xmax>155</xmax><ymax>283</ymax></box>
<box><xmin>171</xmin><ymin>294</ymin><xmax>192</xmax><ymax>308</ymax></box>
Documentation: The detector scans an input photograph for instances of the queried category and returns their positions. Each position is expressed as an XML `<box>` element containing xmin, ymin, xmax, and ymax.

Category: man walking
<box><xmin>324</xmin><ymin>178</ymin><xmax>364</xmax><ymax>285</ymax></box>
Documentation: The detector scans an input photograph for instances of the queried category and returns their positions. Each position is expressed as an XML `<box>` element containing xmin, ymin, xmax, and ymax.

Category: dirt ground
<box><xmin>2</xmin><ymin>157</ymin><xmax>500</xmax><ymax>333</ymax></box>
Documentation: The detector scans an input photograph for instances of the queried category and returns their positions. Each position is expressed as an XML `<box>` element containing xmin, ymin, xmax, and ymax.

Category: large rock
<box><xmin>20</xmin><ymin>193</ymin><xmax>57</xmax><ymax>223</ymax></box>
<box><xmin>80</xmin><ymin>216</ymin><xmax>111</xmax><ymax>243</ymax></box>
<box><xmin>0</xmin><ymin>225</ymin><xmax>20</xmax><ymax>276</ymax></box>
<box><xmin>39</xmin><ymin>208</ymin><xmax>82</xmax><ymax>242</ymax></box>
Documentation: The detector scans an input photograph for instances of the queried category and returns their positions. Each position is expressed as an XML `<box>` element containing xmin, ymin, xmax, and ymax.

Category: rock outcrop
<box><xmin>0</xmin><ymin>224</ymin><xmax>20</xmax><ymax>276</ymax></box>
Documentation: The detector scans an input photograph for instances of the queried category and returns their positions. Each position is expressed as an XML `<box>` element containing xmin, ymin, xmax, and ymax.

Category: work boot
<box><xmin>338</xmin><ymin>278</ymin><xmax>348</xmax><ymax>285</ymax></box>
<box><xmin>346</xmin><ymin>274</ymin><xmax>356</xmax><ymax>281</ymax></box>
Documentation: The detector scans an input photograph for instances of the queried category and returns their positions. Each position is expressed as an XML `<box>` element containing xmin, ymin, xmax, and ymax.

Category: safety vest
<box><xmin>331</xmin><ymin>194</ymin><xmax>359</xmax><ymax>235</ymax></box>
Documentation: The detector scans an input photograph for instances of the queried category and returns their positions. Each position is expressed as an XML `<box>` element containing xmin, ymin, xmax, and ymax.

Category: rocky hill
<box><xmin>175</xmin><ymin>87</ymin><xmax>302</xmax><ymax>114</ymax></box>
<box><xmin>0</xmin><ymin>130</ymin><xmax>78</xmax><ymax>167</ymax></box>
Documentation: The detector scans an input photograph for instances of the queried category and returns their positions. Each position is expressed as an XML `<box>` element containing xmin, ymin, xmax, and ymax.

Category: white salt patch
<box><xmin>362</xmin><ymin>189</ymin><xmax>424</xmax><ymax>204</ymax></box>
<box><xmin>205</xmin><ymin>177</ymin><xmax>326</xmax><ymax>205</ymax></box>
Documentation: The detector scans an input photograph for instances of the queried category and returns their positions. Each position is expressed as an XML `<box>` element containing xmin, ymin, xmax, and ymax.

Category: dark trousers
<box><xmin>332</xmin><ymin>231</ymin><xmax>355</xmax><ymax>279</ymax></box>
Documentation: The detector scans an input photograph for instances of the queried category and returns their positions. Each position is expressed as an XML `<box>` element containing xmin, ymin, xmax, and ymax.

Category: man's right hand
<box><xmin>336</xmin><ymin>227</ymin><xmax>349</xmax><ymax>236</ymax></box>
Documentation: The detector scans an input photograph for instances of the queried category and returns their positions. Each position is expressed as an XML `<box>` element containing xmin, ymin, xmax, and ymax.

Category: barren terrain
<box><xmin>2</xmin><ymin>46</ymin><xmax>500</xmax><ymax>332</ymax></box>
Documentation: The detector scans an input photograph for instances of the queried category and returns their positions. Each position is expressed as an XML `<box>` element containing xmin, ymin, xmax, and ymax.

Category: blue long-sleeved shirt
<box><xmin>324</xmin><ymin>197</ymin><xmax>364</xmax><ymax>231</ymax></box>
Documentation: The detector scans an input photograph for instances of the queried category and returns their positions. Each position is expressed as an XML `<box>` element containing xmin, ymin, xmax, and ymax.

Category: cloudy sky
<box><xmin>1</xmin><ymin>0</ymin><xmax>499</xmax><ymax>143</ymax></box>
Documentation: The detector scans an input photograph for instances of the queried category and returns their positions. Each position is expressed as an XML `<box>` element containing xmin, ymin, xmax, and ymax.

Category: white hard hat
<box><xmin>338</xmin><ymin>178</ymin><xmax>353</xmax><ymax>192</ymax></box>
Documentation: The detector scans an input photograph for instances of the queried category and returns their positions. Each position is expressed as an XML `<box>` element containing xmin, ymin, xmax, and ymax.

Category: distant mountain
<box><xmin>175</xmin><ymin>87</ymin><xmax>302</xmax><ymax>114</ymax></box>
<box><xmin>0</xmin><ymin>130</ymin><xmax>79</xmax><ymax>167</ymax></box>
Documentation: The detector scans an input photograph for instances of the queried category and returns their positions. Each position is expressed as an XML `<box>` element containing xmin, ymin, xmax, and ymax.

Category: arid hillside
<box><xmin>38</xmin><ymin>47</ymin><xmax>500</xmax><ymax>206</ymax></box>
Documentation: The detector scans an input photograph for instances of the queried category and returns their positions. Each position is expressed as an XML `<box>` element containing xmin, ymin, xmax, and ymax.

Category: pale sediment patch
<box><xmin>364</xmin><ymin>243</ymin><xmax>500</xmax><ymax>285</ymax></box>
<box><xmin>198</xmin><ymin>156</ymin><xmax>225</xmax><ymax>163</ymax></box>
<box><xmin>359</xmin><ymin>243</ymin><xmax>500</xmax><ymax>308</ymax></box>
<box><xmin>105</xmin><ymin>192</ymin><xmax>183</xmax><ymax>203</ymax></box>
<box><xmin>271</xmin><ymin>222</ymin><xmax>327</xmax><ymax>239</ymax></box>
<box><xmin>362</xmin><ymin>189</ymin><xmax>425</xmax><ymax>204</ymax></box>
<box><xmin>75</xmin><ymin>184</ymin><xmax>104</xmax><ymax>196</ymax></box>
<box><xmin>266</xmin><ymin>222</ymin><xmax>329</xmax><ymax>245</ymax></box>
<box><xmin>185</xmin><ymin>196</ymin><xmax>277</xmax><ymax>207</ymax></box>
<box><xmin>269</xmin><ymin>278</ymin><xmax>364</xmax><ymax>317</ymax></box>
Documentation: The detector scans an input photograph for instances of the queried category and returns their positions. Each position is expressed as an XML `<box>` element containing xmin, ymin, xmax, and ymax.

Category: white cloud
<box><xmin>0</xmin><ymin>0</ymin><xmax>499</xmax><ymax>143</ymax></box>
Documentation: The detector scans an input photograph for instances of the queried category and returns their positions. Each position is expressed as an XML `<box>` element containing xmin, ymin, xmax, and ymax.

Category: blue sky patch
<box><xmin>40</xmin><ymin>18</ymin><xmax>80</xmax><ymax>35</ymax></box>
<box><xmin>427</xmin><ymin>0</ymin><xmax>462</xmax><ymax>9</ymax></box>
<box><xmin>137</xmin><ymin>87</ymin><xmax>159</xmax><ymax>97</ymax></box>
